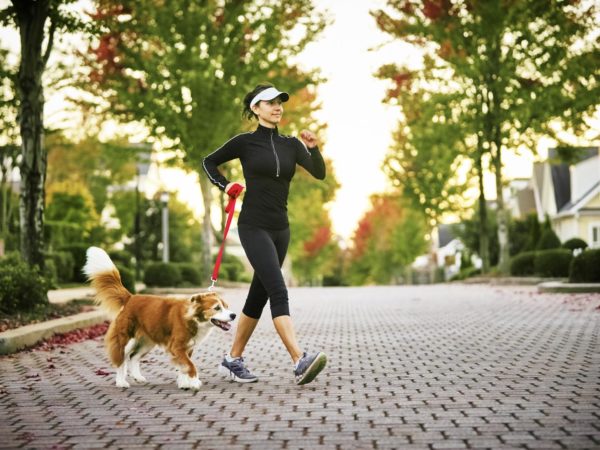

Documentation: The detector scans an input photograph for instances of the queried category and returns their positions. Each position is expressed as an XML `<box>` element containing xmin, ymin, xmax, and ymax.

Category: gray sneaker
<box><xmin>218</xmin><ymin>357</ymin><xmax>258</xmax><ymax>383</ymax></box>
<box><xmin>294</xmin><ymin>351</ymin><xmax>327</xmax><ymax>385</ymax></box>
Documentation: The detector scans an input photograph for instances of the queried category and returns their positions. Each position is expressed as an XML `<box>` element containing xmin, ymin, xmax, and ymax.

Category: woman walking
<box><xmin>202</xmin><ymin>84</ymin><xmax>327</xmax><ymax>385</ymax></box>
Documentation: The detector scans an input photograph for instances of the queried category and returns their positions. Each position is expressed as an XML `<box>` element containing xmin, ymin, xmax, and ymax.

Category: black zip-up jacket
<box><xmin>202</xmin><ymin>124</ymin><xmax>326</xmax><ymax>230</ymax></box>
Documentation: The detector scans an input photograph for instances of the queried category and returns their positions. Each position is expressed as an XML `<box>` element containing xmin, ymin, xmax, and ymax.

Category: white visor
<box><xmin>250</xmin><ymin>87</ymin><xmax>289</xmax><ymax>108</ymax></box>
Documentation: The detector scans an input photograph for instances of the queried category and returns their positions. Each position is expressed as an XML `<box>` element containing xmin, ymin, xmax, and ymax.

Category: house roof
<box><xmin>557</xmin><ymin>180</ymin><xmax>600</xmax><ymax>216</ymax></box>
<box><xmin>438</xmin><ymin>223</ymin><xmax>458</xmax><ymax>248</ymax></box>
<box><xmin>550</xmin><ymin>163</ymin><xmax>571</xmax><ymax>212</ymax></box>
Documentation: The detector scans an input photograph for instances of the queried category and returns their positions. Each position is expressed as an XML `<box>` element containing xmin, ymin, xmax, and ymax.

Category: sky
<box><xmin>1</xmin><ymin>0</ymin><xmax>573</xmax><ymax>242</ymax></box>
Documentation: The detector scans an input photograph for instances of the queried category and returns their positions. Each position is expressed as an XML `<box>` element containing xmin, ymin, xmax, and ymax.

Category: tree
<box><xmin>80</xmin><ymin>0</ymin><xmax>328</xmax><ymax>279</ymax></box>
<box><xmin>1</xmin><ymin>0</ymin><xmax>95</xmax><ymax>268</ymax></box>
<box><xmin>373</xmin><ymin>0</ymin><xmax>600</xmax><ymax>273</ymax></box>
<box><xmin>347</xmin><ymin>193</ymin><xmax>428</xmax><ymax>285</ymax></box>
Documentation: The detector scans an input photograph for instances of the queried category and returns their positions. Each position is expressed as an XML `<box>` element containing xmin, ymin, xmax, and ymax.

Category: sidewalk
<box><xmin>1</xmin><ymin>284</ymin><xmax>599</xmax><ymax>449</ymax></box>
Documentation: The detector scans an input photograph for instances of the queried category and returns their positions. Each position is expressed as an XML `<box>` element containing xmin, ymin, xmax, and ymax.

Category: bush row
<box><xmin>510</xmin><ymin>248</ymin><xmax>600</xmax><ymax>282</ymax></box>
<box><xmin>142</xmin><ymin>254</ymin><xmax>248</xmax><ymax>287</ymax></box>
<box><xmin>0</xmin><ymin>254</ymin><xmax>50</xmax><ymax>315</ymax></box>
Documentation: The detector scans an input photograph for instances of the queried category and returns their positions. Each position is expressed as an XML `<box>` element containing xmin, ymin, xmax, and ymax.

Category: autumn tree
<box><xmin>373</xmin><ymin>0</ymin><xmax>600</xmax><ymax>273</ymax></box>
<box><xmin>80</xmin><ymin>0</ymin><xmax>328</xmax><ymax>279</ymax></box>
<box><xmin>347</xmin><ymin>194</ymin><xmax>428</xmax><ymax>285</ymax></box>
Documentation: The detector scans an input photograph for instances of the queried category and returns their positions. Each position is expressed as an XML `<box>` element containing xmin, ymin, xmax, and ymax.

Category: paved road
<box><xmin>1</xmin><ymin>285</ymin><xmax>599</xmax><ymax>449</ymax></box>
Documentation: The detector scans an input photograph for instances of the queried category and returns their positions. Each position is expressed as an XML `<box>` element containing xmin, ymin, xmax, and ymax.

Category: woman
<box><xmin>202</xmin><ymin>84</ymin><xmax>327</xmax><ymax>385</ymax></box>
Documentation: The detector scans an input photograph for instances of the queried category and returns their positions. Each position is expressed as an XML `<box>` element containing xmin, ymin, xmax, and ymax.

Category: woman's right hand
<box><xmin>225</xmin><ymin>182</ymin><xmax>245</xmax><ymax>198</ymax></box>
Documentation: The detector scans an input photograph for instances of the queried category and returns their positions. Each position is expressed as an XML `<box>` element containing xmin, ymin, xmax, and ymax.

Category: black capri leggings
<box><xmin>238</xmin><ymin>223</ymin><xmax>290</xmax><ymax>319</ymax></box>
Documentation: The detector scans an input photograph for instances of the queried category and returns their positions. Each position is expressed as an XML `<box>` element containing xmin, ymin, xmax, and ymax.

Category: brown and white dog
<box><xmin>83</xmin><ymin>247</ymin><xmax>235</xmax><ymax>390</ymax></box>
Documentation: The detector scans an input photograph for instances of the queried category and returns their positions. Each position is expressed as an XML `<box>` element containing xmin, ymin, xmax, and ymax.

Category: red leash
<box><xmin>209</xmin><ymin>183</ymin><xmax>244</xmax><ymax>290</ymax></box>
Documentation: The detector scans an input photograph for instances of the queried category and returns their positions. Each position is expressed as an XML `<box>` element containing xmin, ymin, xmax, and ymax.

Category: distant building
<box><xmin>530</xmin><ymin>147</ymin><xmax>600</xmax><ymax>248</ymax></box>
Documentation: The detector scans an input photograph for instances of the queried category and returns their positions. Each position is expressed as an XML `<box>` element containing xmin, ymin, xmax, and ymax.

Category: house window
<box><xmin>591</xmin><ymin>224</ymin><xmax>600</xmax><ymax>249</ymax></box>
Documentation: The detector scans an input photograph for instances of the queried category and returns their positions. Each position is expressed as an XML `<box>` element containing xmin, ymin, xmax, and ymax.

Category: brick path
<box><xmin>1</xmin><ymin>285</ymin><xmax>599</xmax><ymax>449</ymax></box>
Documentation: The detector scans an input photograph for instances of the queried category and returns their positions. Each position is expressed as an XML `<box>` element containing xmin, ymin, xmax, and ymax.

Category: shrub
<box><xmin>562</xmin><ymin>238</ymin><xmax>588</xmax><ymax>252</ymax></box>
<box><xmin>116</xmin><ymin>265</ymin><xmax>136</xmax><ymax>293</ymax></box>
<box><xmin>109</xmin><ymin>250</ymin><xmax>135</xmax><ymax>271</ymax></box>
<box><xmin>218</xmin><ymin>254</ymin><xmax>246</xmax><ymax>281</ymax></box>
<box><xmin>43</xmin><ymin>259</ymin><xmax>59</xmax><ymax>289</ymax></box>
<box><xmin>46</xmin><ymin>251</ymin><xmax>75</xmax><ymax>284</ymax></box>
<box><xmin>534</xmin><ymin>249</ymin><xmax>573</xmax><ymax>277</ymax></box>
<box><xmin>0</xmin><ymin>256</ymin><xmax>49</xmax><ymax>314</ymax></box>
<box><xmin>59</xmin><ymin>244</ymin><xmax>89</xmax><ymax>282</ymax></box>
<box><xmin>536</xmin><ymin>228</ymin><xmax>561</xmax><ymax>250</ymax></box>
<box><xmin>509</xmin><ymin>251</ymin><xmax>537</xmax><ymax>276</ymax></box>
<box><xmin>143</xmin><ymin>262</ymin><xmax>182</xmax><ymax>287</ymax></box>
<box><xmin>175</xmin><ymin>263</ymin><xmax>203</xmax><ymax>286</ymax></box>
<box><xmin>569</xmin><ymin>249</ymin><xmax>600</xmax><ymax>283</ymax></box>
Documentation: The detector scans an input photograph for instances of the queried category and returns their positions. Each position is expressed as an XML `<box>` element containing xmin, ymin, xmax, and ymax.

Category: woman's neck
<box><xmin>258</xmin><ymin>118</ymin><xmax>277</xmax><ymax>129</ymax></box>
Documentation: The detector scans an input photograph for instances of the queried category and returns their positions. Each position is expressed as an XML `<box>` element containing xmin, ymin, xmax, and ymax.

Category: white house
<box><xmin>530</xmin><ymin>147</ymin><xmax>600</xmax><ymax>248</ymax></box>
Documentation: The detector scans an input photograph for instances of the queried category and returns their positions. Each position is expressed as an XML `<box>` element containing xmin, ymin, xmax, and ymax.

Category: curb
<box><xmin>538</xmin><ymin>281</ymin><xmax>600</xmax><ymax>294</ymax></box>
<box><xmin>0</xmin><ymin>310</ymin><xmax>109</xmax><ymax>355</ymax></box>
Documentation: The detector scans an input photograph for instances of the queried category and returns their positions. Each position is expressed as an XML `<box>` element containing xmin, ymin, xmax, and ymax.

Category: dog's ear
<box><xmin>191</xmin><ymin>292</ymin><xmax>218</xmax><ymax>305</ymax></box>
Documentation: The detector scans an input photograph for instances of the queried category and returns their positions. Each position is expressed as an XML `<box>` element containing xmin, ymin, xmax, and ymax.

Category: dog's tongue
<box><xmin>222</xmin><ymin>322</ymin><xmax>232</xmax><ymax>331</ymax></box>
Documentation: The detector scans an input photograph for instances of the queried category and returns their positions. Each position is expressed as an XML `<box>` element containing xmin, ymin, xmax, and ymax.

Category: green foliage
<box><xmin>0</xmin><ymin>255</ymin><xmax>49</xmax><ymax>314</ymax></box>
<box><xmin>214</xmin><ymin>253</ymin><xmax>247</xmax><ymax>283</ymax></box>
<box><xmin>509</xmin><ymin>214</ymin><xmax>541</xmax><ymax>256</ymax></box>
<box><xmin>563</xmin><ymin>238</ymin><xmax>588</xmax><ymax>252</ymax></box>
<box><xmin>569</xmin><ymin>249</ymin><xmax>600</xmax><ymax>283</ymax></box>
<box><xmin>509</xmin><ymin>251</ymin><xmax>537</xmax><ymax>276</ymax></box>
<box><xmin>534</xmin><ymin>249</ymin><xmax>573</xmax><ymax>278</ymax></box>
<box><xmin>536</xmin><ymin>228</ymin><xmax>561</xmax><ymax>250</ymax></box>
<box><xmin>373</xmin><ymin>0</ymin><xmax>600</xmax><ymax>273</ymax></box>
<box><xmin>450</xmin><ymin>266</ymin><xmax>481</xmax><ymax>282</ymax></box>
<box><xmin>454</xmin><ymin>207</ymin><xmax>499</xmax><ymax>267</ymax></box>
<box><xmin>46</xmin><ymin>251</ymin><xmax>75</xmax><ymax>284</ymax></box>
<box><xmin>116</xmin><ymin>265</ymin><xmax>136</xmax><ymax>294</ymax></box>
<box><xmin>143</xmin><ymin>262</ymin><xmax>182</xmax><ymax>287</ymax></box>
<box><xmin>108</xmin><ymin>250</ymin><xmax>135</xmax><ymax>271</ymax></box>
<box><xmin>112</xmin><ymin>193</ymin><xmax>202</xmax><ymax>266</ymax></box>
<box><xmin>175</xmin><ymin>263</ymin><xmax>203</xmax><ymax>286</ymax></box>
<box><xmin>59</xmin><ymin>244</ymin><xmax>89</xmax><ymax>283</ymax></box>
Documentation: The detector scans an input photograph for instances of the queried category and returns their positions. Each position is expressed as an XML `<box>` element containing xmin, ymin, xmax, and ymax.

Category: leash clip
<box><xmin>208</xmin><ymin>278</ymin><xmax>217</xmax><ymax>292</ymax></box>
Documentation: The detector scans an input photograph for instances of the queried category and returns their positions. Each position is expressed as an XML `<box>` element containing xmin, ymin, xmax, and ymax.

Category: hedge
<box><xmin>0</xmin><ymin>256</ymin><xmax>49</xmax><ymax>314</ymax></box>
<box><xmin>536</xmin><ymin>228</ymin><xmax>561</xmax><ymax>250</ymax></box>
<box><xmin>534</xmin><ymin>249</ymin><xmax>572</xmax><ymax>278</ymax></box>
<box><xmin>46</xmin><ymin>251</ymin><xmax>75</xmax><ymax>284</ymax></box>
<box><xmin>116</xmin><ymin>264</ymin><xmax>136</xmax><ymax>293</ymax></box>
<box><xmin>562</xmin><ymin>238</ymin><xmax>588</xmax><ymax>252</ymax></box>
<box><xmin>175</xmin><ymin>263</ymin><xmax>203</xmax><ymax>286</ymax></box>
<box><xmin>509</xmin><ymin>251</ymin><xmax>536</xmax><ymax>276</ymax></box>
<box><xmin>59</xmin><ymin>244</ymin><xmax>89</xmax><ymax>282</ymax></box>
<box><xmin>569</xmin><ymin>249</ymin><xmax>600</xmax><ymax>283</ymax></box>
<box><xmin>143</xmin><ymin>262</ymin><xmax>182</xmax><ymax>287</ymax></box>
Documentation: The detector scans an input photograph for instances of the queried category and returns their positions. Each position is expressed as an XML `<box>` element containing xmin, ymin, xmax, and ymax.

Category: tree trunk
<box><xmin>475</xmin><ymin>148</ymin><xmax>490</xmax><ymax>273</ymax></box>
<box><xmin>14</xmin><ymin>0</ymin><xmax>51</xmax><ymax>269</ymax></box>
<box><xmin>199</xmin><ymin>175</ymin><xmax>214</xmax><ymax>282</ymax></box>
<box><xmin>492</xmin><ymin>144</ymin><xmax>510</xmax><ymax>274</ymax></box>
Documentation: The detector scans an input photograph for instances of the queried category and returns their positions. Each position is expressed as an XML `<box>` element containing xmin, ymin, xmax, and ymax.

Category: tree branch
<box><xmin>42</xmin><ymin>15</ymin><xmax>57</xmax><ymax>69</ymax></box>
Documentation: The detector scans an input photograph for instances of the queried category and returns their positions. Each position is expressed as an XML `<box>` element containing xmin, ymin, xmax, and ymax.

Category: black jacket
<box><xmin>203</xmin><ymin>124</ymin><xmax>326</xmax><ymax>230</ymax></box>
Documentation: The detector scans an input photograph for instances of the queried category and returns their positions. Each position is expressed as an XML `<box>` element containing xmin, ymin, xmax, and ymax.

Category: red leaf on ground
<box><xmin>95</xmin><ymin>369</ymin><xmax>111</xmax><ymax>376</ymax></box>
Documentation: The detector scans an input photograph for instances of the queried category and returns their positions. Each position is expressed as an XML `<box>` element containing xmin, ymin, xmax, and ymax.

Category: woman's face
<box><xmin>252</xmin><ymin>98</ymin><xmax>284</xmax><ymax>127</ymax></box>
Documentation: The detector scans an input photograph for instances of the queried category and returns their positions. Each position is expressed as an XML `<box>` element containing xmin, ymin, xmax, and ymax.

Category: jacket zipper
<box><xmin>270</xmin><ymin>129</ymin><xmax>280</xmax><ymax>177</ymax></box>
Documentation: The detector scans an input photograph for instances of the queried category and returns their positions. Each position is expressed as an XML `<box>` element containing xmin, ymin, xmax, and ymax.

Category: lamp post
<box><xmin>160</xmin><ymin>191</ymin><xmax>170</xmax><ymax>263</ymax></box>
<box><xmin>133</xmin><ymin>146</ymin><xmax>151</xmax><ymax>279</ymax></box>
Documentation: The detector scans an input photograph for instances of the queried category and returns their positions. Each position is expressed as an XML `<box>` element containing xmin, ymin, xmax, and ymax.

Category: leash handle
<box><xmin>210</xmin><ymin>185</ymin><xmax>244</xmax><ymax>288</ymax></box>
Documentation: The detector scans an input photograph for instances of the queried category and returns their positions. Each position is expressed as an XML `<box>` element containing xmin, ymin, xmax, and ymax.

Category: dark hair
<box><xmin>242</xmin><ymin>83</ymin><xmax>274</xmax><ymax>120</ymax></box>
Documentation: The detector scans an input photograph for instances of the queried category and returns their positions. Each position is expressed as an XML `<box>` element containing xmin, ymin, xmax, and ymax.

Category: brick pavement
<box><xmin>0</xmin><ymin>285</ymin><xmax>599</xmax><ymax>449</ymax></box>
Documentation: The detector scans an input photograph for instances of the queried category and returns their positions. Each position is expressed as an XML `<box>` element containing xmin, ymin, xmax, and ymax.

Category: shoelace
<box><xmin>230</xmin><ymin>358</ymin><xmax>251</xmax><ymax>376</ymax></box>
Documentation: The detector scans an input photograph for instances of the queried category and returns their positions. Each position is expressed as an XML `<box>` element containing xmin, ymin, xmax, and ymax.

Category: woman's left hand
<box><xmin>300</xmin><ymin>130</ymin><xmax>318</xmax><ymax>149</ymax></box>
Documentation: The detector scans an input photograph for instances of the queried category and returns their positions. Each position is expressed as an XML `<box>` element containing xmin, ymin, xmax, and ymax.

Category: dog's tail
<box><xmin>83</xmin><ymin>247</ymin><xmax>131</xmax><ymax>319</ymax></box>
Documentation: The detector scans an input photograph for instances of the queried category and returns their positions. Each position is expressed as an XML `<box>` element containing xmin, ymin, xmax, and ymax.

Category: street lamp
<box><xmin>160</xmin><ymin>191</ymin><xmax>170</xmax><ymax>263</ymax></box>
<box><xmin>133</xmin><ymin>145</ymin><xmax>151</xmax><ymax>279</ymax></box>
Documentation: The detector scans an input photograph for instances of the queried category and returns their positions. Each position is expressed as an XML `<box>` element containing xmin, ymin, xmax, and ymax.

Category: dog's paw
<box><xmin>177</xmin><ymin>374</ymin><xmax>202</xmax><ymax>390</ymax></box>
<box><xmin>115</xmin><ymin>379</ymin><xmax>130</xmax><ymax>388</ymax></box>
<box><xmin>133</xmin><ymin>374</ymin><xmax>147</xmax><ymax>383</ymax></box>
